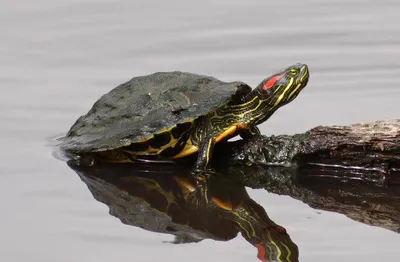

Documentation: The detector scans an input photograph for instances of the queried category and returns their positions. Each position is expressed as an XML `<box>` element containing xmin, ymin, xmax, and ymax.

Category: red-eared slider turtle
<box><xmin>60</xmin><ymin>63</ymin><xmax>309</xmax><ymax>172</ymax></box>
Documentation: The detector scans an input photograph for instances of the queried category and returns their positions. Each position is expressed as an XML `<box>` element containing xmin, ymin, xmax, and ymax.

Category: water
<box><xmin>1</xmin><ymin>0</ymin><xmax>399</xmax><ymax>261</ymax></box>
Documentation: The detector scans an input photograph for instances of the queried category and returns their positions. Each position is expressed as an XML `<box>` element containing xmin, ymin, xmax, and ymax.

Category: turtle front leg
<box><xmin>193</xmin><ymin>138</ymin><xmax>214</xmax><ymax>201</ymax></box>
<box><xmin>194</xmin><ymin>136</ymin><xmax>215</xmax><ymax>173</ymax></box>
<box><xmin>240</xmin><ymin>125</ymin><xmax>261</xmax><ymax>140</ymax></box>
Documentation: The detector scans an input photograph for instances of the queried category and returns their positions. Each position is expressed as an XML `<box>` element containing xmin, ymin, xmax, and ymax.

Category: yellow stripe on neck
<box><xmin>274</xmin><ymin>77</ymin><xmax>294</xmax><ymax>106</ymax></box>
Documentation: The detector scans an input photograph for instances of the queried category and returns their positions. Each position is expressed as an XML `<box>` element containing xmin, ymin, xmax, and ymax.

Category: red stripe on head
<box><xmin>263</xmin><ymin>73</ymin><xmax>284</xmax><ymax>90</ymax></box>
<box><xmin>256</xmin><ymin>244</ymin><xmax>267</xmax><ymax>262</ymax></box>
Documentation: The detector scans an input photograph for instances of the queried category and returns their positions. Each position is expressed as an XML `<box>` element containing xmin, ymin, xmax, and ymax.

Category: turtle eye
<box><xmin>262</xmin><ymin>73</ymin><xmax>284</xmax><ymax>90</ymax></box>
<box><xmin>288</xmin><ymin>69</ymin><xmax>298</xmax><ymax>77</ymax></box>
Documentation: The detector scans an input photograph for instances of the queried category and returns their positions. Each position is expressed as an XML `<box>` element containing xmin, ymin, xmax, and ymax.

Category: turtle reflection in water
<box><xmin>60</xmin><ymin>64</ymin><xmax>309</xmax><ymax>174</ymax></box>
<box><xmin>68</xmin><ymin>162</ymin><xmax>299</xmax><ymax>262</ymax></box>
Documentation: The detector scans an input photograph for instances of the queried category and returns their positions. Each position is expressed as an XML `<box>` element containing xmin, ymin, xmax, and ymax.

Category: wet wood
<box><xmin>216</xmin><ymin>119</ymin><xmax>400</xmax><ymax>185</ymax></box>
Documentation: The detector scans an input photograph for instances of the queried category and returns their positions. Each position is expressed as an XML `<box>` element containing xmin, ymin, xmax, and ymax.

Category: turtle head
<box><xmin>244</xmin><ymin>63</ymin><xmax>309</xmax><ymax>125</ymax></box>
<box><xmin>256</xmin><ymin>63</ymin><xmax>309</xmax><ymax>107</ymax></box>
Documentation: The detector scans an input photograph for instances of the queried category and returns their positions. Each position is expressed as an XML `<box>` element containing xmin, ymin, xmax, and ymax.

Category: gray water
<box><xmin>1</xmin><ymin>0</ymin><xmax>399</xmax><ymax>261</ymax></box>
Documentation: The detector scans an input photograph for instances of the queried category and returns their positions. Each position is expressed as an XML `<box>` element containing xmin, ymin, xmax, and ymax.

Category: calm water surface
<box><xmin>1</xmin><ymin>0</ymin><xmax>399</xmax><ymax>261</ymax></box>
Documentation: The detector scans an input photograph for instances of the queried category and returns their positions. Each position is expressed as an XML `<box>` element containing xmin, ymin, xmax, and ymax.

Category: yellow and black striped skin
<box><xmin>216</xmin><ymin>199</ymin><xmax>299</xmax><ymax>262</ymax></box>
<box><xmin>222</xmin><ymin>199</ymin><xmax>299</xmax><ymax>262</ymax></box>
<box><xmin>162</xmin><ymin>175</ymin><xmax>299</xmax><ymax>261</ymax></box>
<box><xmin>99</xmin><ymin>63</ymin><xmax>309</xmax><ymax>169</ymax></box>
<box><xmin>183</xmin><ymin>178</ymin><xmax>299</xmax><ymax>262</ymax></box>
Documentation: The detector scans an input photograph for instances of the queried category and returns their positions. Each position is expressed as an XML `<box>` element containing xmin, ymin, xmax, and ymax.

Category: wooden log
<box><xmin>215</xmin><ymin>119</ymin><xmax>400</xmax><ymax>186</ymax></box>
<box><xmin>212</xmin><ymin>119</ymin><xmax>400</xmax><ymax>233</ymax></box>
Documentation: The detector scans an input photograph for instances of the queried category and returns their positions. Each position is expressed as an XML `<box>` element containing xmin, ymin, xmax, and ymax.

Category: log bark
<box><xmin>215</xmin><ymin>119</ymin><xmax>400</xmax><ymax>186</ymax></box>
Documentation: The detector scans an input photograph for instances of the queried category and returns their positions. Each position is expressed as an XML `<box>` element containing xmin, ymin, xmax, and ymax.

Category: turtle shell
<box><xmin>60</xmin><ymin>71</ymin><xmax>251</xmax><ymax>153</ymax></box>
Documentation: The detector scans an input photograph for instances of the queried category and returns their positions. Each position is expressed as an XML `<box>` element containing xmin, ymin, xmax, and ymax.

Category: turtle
<box><xmin>60</xmin><ymin>63</ymin><xmax>309</xmax><ymax>172</ymax></box>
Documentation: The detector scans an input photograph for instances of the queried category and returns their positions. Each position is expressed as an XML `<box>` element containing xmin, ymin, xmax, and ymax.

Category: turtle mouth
<box><xmin>302</xmin><ymin>77</ymin><xmax>309</xmax><ymax>87</ymax></box>
<box><xmin>298</xmin><ymin>64</ymin><xmax>309</xmax><ymax>88</ymax></box>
